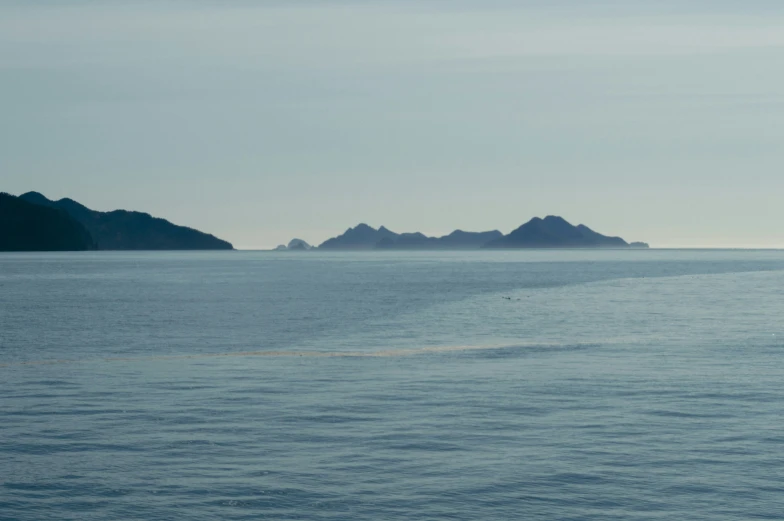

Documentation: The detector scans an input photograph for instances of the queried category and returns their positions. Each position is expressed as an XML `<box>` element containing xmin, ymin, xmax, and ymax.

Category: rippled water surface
<box><xmin>2</xmin><ymin>250</ymin><xmax>784</xmax><ymax>520</ymax></box>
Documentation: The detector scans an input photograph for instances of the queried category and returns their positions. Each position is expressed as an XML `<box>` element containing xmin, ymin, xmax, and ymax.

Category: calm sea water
<box><xmin>2</xmin><ymin>250</ymin><xmax>784</xmax><ymax>520</ymax></box>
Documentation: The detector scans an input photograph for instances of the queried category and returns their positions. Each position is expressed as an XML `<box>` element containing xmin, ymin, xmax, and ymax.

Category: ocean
<box><xmin>2</xmin><ymin>250</ymin><xmax>783</xmax><ymax>520</ymax></box>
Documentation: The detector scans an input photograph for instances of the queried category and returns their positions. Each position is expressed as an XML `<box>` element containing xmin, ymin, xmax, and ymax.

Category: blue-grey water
<box><xmin>2</xmin><ymin>250</ymin><xmax>784</xmax><ymax>520</ymax></box>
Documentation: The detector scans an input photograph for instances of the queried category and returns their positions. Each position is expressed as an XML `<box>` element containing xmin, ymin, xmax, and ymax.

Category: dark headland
<box><xmin>302</xmin><ymin>216</ymin><xmax>648</xmax><ymax>251</ymax></box>
<box><xmin>0</xmin><ymin>193</ymin><xmax>95</xmax><ymax>251</ymax></box>
<box><xmin>0</xmin><ymin>192</ymin><xmax>233</xmax><ymax>251</ymax></box>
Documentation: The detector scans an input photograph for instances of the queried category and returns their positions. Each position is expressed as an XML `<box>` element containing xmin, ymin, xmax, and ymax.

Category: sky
<box><xmin>2</xmin><ymin>0</ymin><xmax>783</xmax><ymax>249</ymax></box>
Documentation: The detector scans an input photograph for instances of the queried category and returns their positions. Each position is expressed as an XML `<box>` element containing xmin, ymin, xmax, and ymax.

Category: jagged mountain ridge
<box><xmin>315</xmin><ymin>217</ymin><xmax>645</xmax><ymax>250</ymax></box>
<box><xmin>317</xmin><ymin>224</ymin><xmax>504</xmax><ymax>250</ymax></box>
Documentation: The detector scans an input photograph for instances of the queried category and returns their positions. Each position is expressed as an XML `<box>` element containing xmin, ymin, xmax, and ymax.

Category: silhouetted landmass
<box><xmin>0</xmin><ymin>193</ymin><xmax>95</xmax><ymax>251</ymax></box>
<box><xmin>19</xmin><ymin>192</ymin><xmax>233</xmax><ymax>250</ymax></box>
<box><xmin>375</xmin><ymin>229</ymin><xmax>504</xmax><ymax>250</ymax></box>
<box><xmin>318</xmin><ymin>217</ymin><xmax>647</xmax><ymax>250</ymax></box>
<box><xmin>318</xmin><ymin>223</ymin><xmax>398</xmax><ymax>250</ymax></box>
<box><xmin>274</xmin><ymin>239</ymin><xmax>313</xmax><ymax>251</ymax></box>
<box><xmin>483</xmin><ymin>216</ymin><xmax>632</xmax><ymax>249</ymax></box>
<box><xmin>317</xmin><ymin>224</ymin><xmax>503</xmax><ymax>250</ymax></box>
<box><xmin>435</xmin><ymin>229</ymin><xmax>504</xmax><ymax>249</ymax></box>
<box><xmin>287</xmin><ymin>239</ymin><xmax>312</xmax><ymax>251</ymax></box>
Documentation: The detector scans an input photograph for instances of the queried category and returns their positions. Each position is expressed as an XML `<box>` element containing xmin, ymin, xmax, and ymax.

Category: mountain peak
<box><xmin>484</xmin><ymin>216</ymin><xmax>630</xmax><ymax>249</ymax></box>
<box><xmin>19</xmin><ymin>191</ymin><xmax>53</xmax><ymax>206</ymax></box>
<box><xmin>319</xmin><ymin>223</ymin><xmax>398</xmax><ymax>250</ymax></box>
<box><xmin>286</xmin><ymin>238</ymin><xmax>312</xmax><ymax>251</ymax></box>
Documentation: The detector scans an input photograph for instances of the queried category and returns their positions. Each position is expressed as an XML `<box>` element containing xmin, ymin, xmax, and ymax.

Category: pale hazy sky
<box><xmin>2</xmin><ymin>1</ymin><xmax>783</xmax><ymax>248</ymax></box>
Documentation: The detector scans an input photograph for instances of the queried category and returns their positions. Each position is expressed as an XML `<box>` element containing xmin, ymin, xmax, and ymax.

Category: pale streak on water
<box><xmin>1</xmin><ymin>250</ymin><xmax>784</xmax><ymax>520</ymax></box>
<box><xmin>0</xmin><ymin>341</ymin><xmax>618</xmax><ymax>367</ymax></box>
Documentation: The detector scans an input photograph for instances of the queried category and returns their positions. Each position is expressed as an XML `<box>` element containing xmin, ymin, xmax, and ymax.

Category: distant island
<box><xmin>274</xmin><ymin>239</ymin><xmax>313</xmax><ymax>251</ymax></box>
<box><xmin>0</xmin><ymin>193</ymin><xmax>95</xmax><ymax>251</ymax></box>
<box><xmin>317</xmin><ymin>224</ymin><xmax>503</xmax><ymax>250</ymax></box>
<box><xmin>285</xmin><ymin>216</ymin><xmax>648</xmax><ymax>251</ymax></box>
<box><xmin>0</xmin><ymin>192</ymin><xmax>233</xmax><ymax>251</ymax></box>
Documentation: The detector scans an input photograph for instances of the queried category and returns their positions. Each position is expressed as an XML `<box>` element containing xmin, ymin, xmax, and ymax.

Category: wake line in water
<box><xmin>0</xmin><ymin>340</ymin><xmax>620</xmax><ymax>368</ymax></box>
